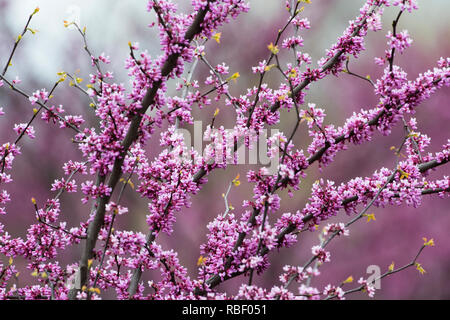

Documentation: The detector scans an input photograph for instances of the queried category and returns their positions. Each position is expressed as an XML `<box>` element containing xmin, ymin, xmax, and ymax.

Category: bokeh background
<box><xmin>0</xmin><ymin>0</ymin><xmax>449</xmax><ymax>299</ymax></box>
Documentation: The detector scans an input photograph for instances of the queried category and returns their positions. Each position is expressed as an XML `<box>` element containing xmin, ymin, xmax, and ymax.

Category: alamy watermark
<box><xmin>174</xmin><ymin>121</ymin><xmax>280</xmax><ymax>175</ymax></box>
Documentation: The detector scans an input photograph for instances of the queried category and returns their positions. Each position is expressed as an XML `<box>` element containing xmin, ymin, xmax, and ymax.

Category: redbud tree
<box><xmin>0</xmin><ymin>0</ymin><xmax>448</xmax><ymax>300</ymax></box>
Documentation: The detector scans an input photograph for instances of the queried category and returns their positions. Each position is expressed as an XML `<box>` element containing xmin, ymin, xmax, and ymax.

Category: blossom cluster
<box><xmin>0</xmin><ymin>0</ymin><xmax>448</xmax><ymax>300</ymax></box>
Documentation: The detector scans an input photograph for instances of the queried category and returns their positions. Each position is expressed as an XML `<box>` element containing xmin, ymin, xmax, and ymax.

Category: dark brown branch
<box><xmin>191</xmin><ymin>5</ymin><xmax>382</xmax><ymax>184</ymax></box>
<box><xmin>326</xmin><ymin>244</ymin><xmax>427</xmax><ymax>300</ymax></box>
